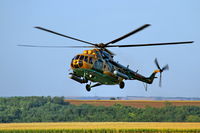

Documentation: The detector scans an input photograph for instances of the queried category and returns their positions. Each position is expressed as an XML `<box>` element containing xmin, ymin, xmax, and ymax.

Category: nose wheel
<box><xmin>86</xmin><ymin>84</ymin><xmax>91</xmax><ymax>92</ymax></box>
<box><xmin>119</xmin><ymin>81</ymin><xmax>125</xmax><ymax>89</ymax></box>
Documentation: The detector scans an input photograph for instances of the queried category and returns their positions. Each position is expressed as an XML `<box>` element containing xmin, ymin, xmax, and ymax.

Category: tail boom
<box><xmin>129</xmin><ymin>69</ymin><xmax>160</xmax><ymax>84</ymax></box>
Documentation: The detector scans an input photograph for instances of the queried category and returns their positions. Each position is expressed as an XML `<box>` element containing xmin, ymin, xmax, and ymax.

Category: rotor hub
<box><xmin>96</xmin><ymin>43</ymin><xmax>105</xmax><ymax>48</ymax></box>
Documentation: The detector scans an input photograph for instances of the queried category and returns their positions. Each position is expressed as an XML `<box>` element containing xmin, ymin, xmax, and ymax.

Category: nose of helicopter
<box><xmin>71</xmin><ymin>60</ymin><xmax>83</xmax><ymax>68</ymax></box>
<box><xmin>70</xmin><ymin>54</ymin><xmax>93</xmax><ymax>70</ymax></box>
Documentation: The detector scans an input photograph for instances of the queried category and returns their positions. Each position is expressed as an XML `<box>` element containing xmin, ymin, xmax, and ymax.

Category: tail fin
<box><xmin>146</xmin><ymin>70</ymin><xmax>160</xmax><ymax>84</ymax></box>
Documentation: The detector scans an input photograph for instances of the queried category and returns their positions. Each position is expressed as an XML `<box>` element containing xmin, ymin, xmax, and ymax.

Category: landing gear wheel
<box><xmin>119</xmin><ymin>81</ymin><xmax>125</xmax><ymax>89</ymax></box>
<box><xmin>86</xmin><ymin>84</ymin><xmax>91</xmax><ymax>92</ymax></box>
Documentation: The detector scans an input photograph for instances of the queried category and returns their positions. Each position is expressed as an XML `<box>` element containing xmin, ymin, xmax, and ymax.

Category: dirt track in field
<box><xmin>65</xmin><ymin>100</ymin><xmax>200</xmax><ymax>108</ymax></box>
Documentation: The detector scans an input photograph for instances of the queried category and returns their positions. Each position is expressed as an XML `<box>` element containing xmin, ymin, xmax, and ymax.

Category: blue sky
<box><xmin>0</xmin><ymin>0</ymin><xmax>199</xmax><ymax>97</ymax></box>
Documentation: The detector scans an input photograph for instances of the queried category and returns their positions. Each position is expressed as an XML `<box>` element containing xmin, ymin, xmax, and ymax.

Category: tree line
<box><xmin>0</xmin><ymin>96</ymin><xmax>200</xmax><ymax>123</ymax></box>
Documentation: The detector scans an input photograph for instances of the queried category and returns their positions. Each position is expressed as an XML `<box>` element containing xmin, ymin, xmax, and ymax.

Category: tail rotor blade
<box><xmin>155</xmin><ymin>58</ymin><xmax>161</xmax><ymax>70</ymax></box>
<box><xmin>154</xmin><ymin>58</ymin><xmax>169</xmax><ymax>87</ymax></box>
<box><xmin>159</xmin><ymin>73</ymin><xmax>162</xmax><ymax>87</ymax></box>
<box><xmin>162</xmin><ymin>64</ymin><xmax>169</xmax><ymax>71</ymax></box>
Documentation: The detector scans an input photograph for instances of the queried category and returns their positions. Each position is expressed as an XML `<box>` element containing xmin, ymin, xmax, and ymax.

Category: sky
<box><xmin>0</xmin><ymin>0</ymin><xmax>199</xmax><ymax>97</ymax></box>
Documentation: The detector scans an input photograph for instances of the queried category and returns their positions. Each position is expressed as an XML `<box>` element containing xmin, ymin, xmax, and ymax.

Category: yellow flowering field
<box><xmin>0</xmin><ymin>122</ymin><xmax>200</xmax><ymax>132</ymax></box>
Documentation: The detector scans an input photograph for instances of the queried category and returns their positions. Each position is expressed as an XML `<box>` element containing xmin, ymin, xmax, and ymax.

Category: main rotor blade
<box><xmin>104</xmin><ymin>24</ymin><xmax>151</xmax><ymax>46</ymax></box>
<box><xmin>106</xmin><ymin>41</ymin><xmax>194</xmax><ymax>47</ymax></box>
<box><xmin>35</xmin><ymin>26</ymin><xmax>96</xmax><ymax>46</ymax></box>
<box><xmin>17</xmin><ymin>45</ymin><xmax>95</xmax><ymax>48</ymax></box>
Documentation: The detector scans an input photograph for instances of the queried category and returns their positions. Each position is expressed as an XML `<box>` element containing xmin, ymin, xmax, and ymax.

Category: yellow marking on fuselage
<box><xmin>154</xmin><ymin>69</ymin><xmax>160</xmax><ymax>73</ymax></box>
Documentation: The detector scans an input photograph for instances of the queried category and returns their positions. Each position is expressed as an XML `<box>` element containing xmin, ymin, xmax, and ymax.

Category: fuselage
<box><xmin>70</xmin><ymin>48</ymin><xmax>159</xmax><ymax>87</ymax></box>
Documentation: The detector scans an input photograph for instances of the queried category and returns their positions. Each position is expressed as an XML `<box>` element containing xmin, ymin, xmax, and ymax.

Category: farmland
<box><xmin>65</xmin><ymin>99</ymin><xmax>200</xmax><ymax>108</ymax></box>
<box><xmin>0</xmin><ymin>122</ymin><xmax>200</xmax><ymax>133</ymax></box>
<box><xmin>1</xmin><ymin>97</ymin><xmax>200</xmax><ymax>132</ymax></box>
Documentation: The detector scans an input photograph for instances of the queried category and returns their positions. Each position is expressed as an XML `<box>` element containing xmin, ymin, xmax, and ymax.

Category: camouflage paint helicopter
<box><xmin>19</xmin><ymin>24</ymin><xmax>193</xmax><ymax>91</ymax></box>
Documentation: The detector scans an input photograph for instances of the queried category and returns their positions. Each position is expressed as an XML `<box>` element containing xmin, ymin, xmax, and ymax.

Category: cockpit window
<box><xmin>71</xmin><ymin>57</ymin><xmax>75</xmax><ymax>62</ymax></box>
<box><xmin>79</xmin><ymin>55</ymin><xmax>84</xmax><ymax>60</ymax></box>
<box><xmin>75</xmin><ymin>55</ymin><xmax>80</xmax><ymax>60</ymax></box>
<box><xmin>84</xmin><ymin>56</ymin><xmax>88</xmax><ymax>62</ymax></box>
<box><xmin>89</xmin><ymin>57</ymin><xmax>93</xmax><ymax>64</ymax></box>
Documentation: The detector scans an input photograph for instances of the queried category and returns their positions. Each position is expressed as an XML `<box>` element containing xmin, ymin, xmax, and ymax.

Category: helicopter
<box><xmin>18</xmin><ymin>24</ymin><xmax>193</xmax><ymax>91</ymax></box>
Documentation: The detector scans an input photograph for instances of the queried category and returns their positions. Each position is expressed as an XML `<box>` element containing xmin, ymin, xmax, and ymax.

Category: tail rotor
<box><xmin>154</xmin><ymin>58</ymin><xmax>169</xmax><ymax>87</ymax></box>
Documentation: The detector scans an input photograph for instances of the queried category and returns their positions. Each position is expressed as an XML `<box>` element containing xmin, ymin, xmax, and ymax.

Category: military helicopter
<box><xmin>19</xmin><ymin>24</ymin><xmax>193</xmax><ymax>91</ymax></box>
